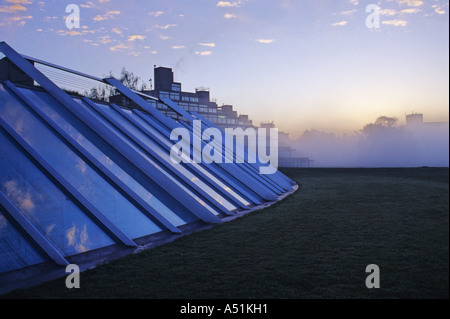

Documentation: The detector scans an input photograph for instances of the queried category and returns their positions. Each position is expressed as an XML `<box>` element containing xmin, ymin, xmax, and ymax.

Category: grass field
<box><xmin>2</xmin><ymin>168</ymin><xmax>449</xmax><ymax>299</ymax></box>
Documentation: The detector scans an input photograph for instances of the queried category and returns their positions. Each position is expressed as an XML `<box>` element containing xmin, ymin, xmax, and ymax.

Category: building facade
<box><xmin>143</xmin><ymin>66</ymin><xmax>253</xmax><ymax>129</ymax></box>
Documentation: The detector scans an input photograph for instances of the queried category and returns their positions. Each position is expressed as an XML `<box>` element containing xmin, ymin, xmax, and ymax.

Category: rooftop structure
<box><xmin>110</xmin><ymin>66</ymin><xmax>254</xmax><ymax>129</ymax></box>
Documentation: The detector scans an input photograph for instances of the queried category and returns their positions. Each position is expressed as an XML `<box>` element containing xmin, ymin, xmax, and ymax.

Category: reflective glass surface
<box><xmin>0</xmin><ymin>127</ymin><xmax>115</xmax><ymax>257</ymax></box>
<box><xmin>0</xmin><ymin>209</ymin><xmax>47</xmax><ymax>274</ymax></box>
<box><xmin>0</xmin><ymin>87</ymin><xmax>162</xmax><ymax>239</ymax></box>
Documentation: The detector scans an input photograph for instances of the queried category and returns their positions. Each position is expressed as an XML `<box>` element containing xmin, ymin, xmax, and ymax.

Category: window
<box><xmin>156</xmin><ymin>103</ymin><xmax>167</xmax><ymax>110</ymax></box>
<box><xmin>218</xmin><ymin>115</ymin><xmax>227</xmax><ymax>124</ymax></box>
<box><xmin>189</xmin><ymin>106</ymin><xmax>199</xmax><ymax>112</ymax></box>
<box><xmin>190</xmin><ymin>97</ymin><xmax>199</xmax><ymax>103</ymax></box>
<box><xmin>170</xmin><ymin>93</ymin><xmax>180</xmax><ymax>101</ymax></box>
<box><xmin>209</xmin><ymin>116</ymin><xmax>218</xmax><ymax>123</ymax></box>
<box><xmin>147</xmin><ymin>100</ymin><xmax>157</xmax><ymax>107</ymax></box>
<box><xmin>209</xmin><ymin>108</ymin><xmax>217</xmax><ymax>113</ymax></box>
<box><xmin>199</xmin><ymin>105</ymin><xmax>208</xmax><ymax>113</ymax></box>
<box><xmin>171</xmin><ymin>83</ymin><xmax>181</xmax><ymax>92</ymax></box>
<box><xmin>159</xmin><ymin>91</ymin><xmax>170</xmax><ymax>99</ymax></box>
<box><xmin>179</xmin><ymin>102</ymin><xmax>189</xmax><ymax>110</ymax></box>
<box><xmin>181</xmin><ymin>96</ymin><xmax>190</xmax><ymax>102</ymax></box>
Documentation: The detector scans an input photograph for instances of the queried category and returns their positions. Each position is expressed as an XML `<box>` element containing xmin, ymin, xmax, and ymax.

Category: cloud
<box><xmin>217</xmin><ymin>1</ymin><xmax>240</xmax><ymax>7</ymax></box>
<box><xmin>7</xmin><ymin>14</ymin><xmax>32</xmax><ymax>26</ymax></box>
<box><xmin>349</xmin><ymin>0</ymin><xmax>359</xmax><ymax>5</ymax></box>
<box><xmin>160</xmin><ymin>35</ymin><xmax>170</xmax><ymax>40</ymax></box>
<box><xmin>382</xmin><ymin>19</ymin><xmax>408</xmax><ymax>26</ymax></box>
<box><xmin>149</xmin><ymin>10</ymin><xmax>164</xmax><ymax>17</ymax></box>
<box><xmin>112</xmin><ymin>27</ymin><xmax>122</xmax><ymax>34</ymax></box>
<box><xmin>398</xmin><ymin>0</ymin><xmax>423</xmax><ymax>7</ymax></box>
<box><xmin>83</xmin><ymin>39</ymin><xmax>99</xmax><ymax>46</ymax></box>
<box><xmin>56</xmin><ymin>28</ymin><xmax>95</xmax><ymax>36</ymax></box>
<box><xmin>3</xmin><ymin>180</ymin><xmax>35</xmax><ymax>214</ymax></box>
<box><xmin>0</xmin><ymin>14</ymin><xmax>32</xmax><ymax>26</ymax></box>
<box><xmin>99</xmin><ymin>35</ymin><xmax>112</xmax><ymax>44</ymax></box>
<box><xmin>5</xmin><ymin>0</ymin><xmax>32</xmax><ymax>3</ymax></box>
<box><xmin>341</xmin><ymin>9</ymin><xmax>357</xmax><ymax>15</ymax></box>
<box><xmin>401</xmin><ymin>8</ymin><xmax>421</xmax><ymax>14</ymax></box>
<box><xmin>93</xmin><ymin>10</ymin><xmax>120</xmax><ymax>22</ymax></box>
<box><xmin>223</xmin><ymin>13</ymin><xmax>237</xmax><ymax>19</ymax></box>
<box><xmin>80</xmin><ymin>2</ymin><xmax>96</xmax><ymax>8</ymax></box>
<box><xmin>93</xmin><ymin>15</ymin><xmax>107</xmax><ymax>21</ymax></box>
<box><xmin>43</xmin><ymin>16</ymin><xmax>58</xmax><ymax>22</ymax></box>
<box><xmin>195</xmin><ymin>51</ymin><xmax>212</xmax><ymax>56</ymax></box>
<box><xmin>256</xmin><ymin>39</ymin><xmax>274</xmax><ymax>43</ymax></box>
<box><xmin>331</xmin><ymin>21</ymin><xmax>348</xmax><ymax>26</ymax></box>
<box><xmin>432</xmin><ymin>4</ymin><xmax>447</xmax><ymax>15</ymax></box>
<box><xmin>0</xmin><ymin>4</ymin><xmax>27</xmax><ymax>13</ymax></box>
<box><xmin>172</xmin><ymin>45</ymin><xmax>186</xmax><ymax>49</ymax></box>
<box><xmin>156</xmin><ymin>24</ymin><xmax>177</xmax><ymax>29</ymax></box>
<box><xmin>110</xmin><ymin>43</ymin><xmax>131</xmax><ymax>51</ymax></box>
<box><xmin>127</xmin><ymin>34</ymin><xmax>145</xmax><ymax>42</ymax></box>
<box><xmin>380</xmin><ymin>9</ymin><xmax>397</xmax><ymax>16</ymax></box>
<box><xmin>199</xmin><ymin>42</ymin><xmax>216</xmax><ymax>47</ymax></box>
<box><xmin>9</xmin><ymin>15</ymin><xmax>32</xmax><ymax>21</ymax></box>
<box><xmin>380</xmin><ymin>6</ymin><xmax>421</xmax><ymax>16</ymax></box>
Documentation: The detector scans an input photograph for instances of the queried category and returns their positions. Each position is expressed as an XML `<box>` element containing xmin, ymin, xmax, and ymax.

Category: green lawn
<box><xmin>3</xmin><ymin>168</ymin><xmax>449</xmax><ymax>299</ymax></box>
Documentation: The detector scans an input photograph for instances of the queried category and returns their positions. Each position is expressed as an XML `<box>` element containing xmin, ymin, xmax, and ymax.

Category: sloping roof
<box><xmin>0</xmin><ymin>41</ymin><xmax>295</xmax><ymax>291</ymax></box>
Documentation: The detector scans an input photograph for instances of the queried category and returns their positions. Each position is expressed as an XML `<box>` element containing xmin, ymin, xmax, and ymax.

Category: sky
<box><xmin>1</xmin><ymin>0</ymin><xmax>449</xmax><ymax>138</ymax></box>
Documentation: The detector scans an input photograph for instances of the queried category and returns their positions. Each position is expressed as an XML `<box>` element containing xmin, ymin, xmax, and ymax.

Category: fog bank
<box><xmin>290</xmin><ymin>117</ymin><xmax>449</xmax><ymax>168</ymax></box>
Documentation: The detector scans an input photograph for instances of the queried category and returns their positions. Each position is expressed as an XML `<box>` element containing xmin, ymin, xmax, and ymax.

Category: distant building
<box><xmin>260</xmin><ymin>121</ymin><xmax>312</xmax><ymax>167</ymax></box>
<box><xmin>139</xmin><ymin>66</ymin><xmax>253</xmax><ymax>129</ymax></box>
<box><xmin>406</xmin><ymin>112</ymin><xmax>424</xmax><ymax>127</ymax></box>
<box><xmin>405</xmin><ymin>112</ymin><xmax>449</xmax><ymax>130</ymax></box>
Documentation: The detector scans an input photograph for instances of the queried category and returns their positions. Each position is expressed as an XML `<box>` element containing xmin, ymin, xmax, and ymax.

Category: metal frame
<box><xmin>163</xmin><ymin>97</ymin><xmax>290</xmax><ymax>194</ymax></box>
<box><xmin>132</xmin><ymin>109</ymin><xmax>266</xmax><ymax>205</ymax></box>
<box><xmin>82</xmin><ymin>98</ymin><xmax>234</xmax><ymax>215</ymax></box>
<box><xmin>190</xmin><ymin>111</ymin><xmax>296</xmax><ymax>188</ymax></box>
<box><xmin>72</xmin><ymin>97</ymin><xmax>222</xmax><ymax>223</ymax></box>
<box><xmin>109</xmin><ymin>104</ymin><xmax>252</xmax><ymax>209</ymax></box>
<box><xmin>0</xmin><ymin>42</ymin><xmax>222</xmax><ymax>224</ymax></box>
<box><xmin>163</xmin><ymin>98</ymin><xmax>293</xmax><ymax>192</ymax></box>
<box><xmin>3</xmin><ymin>80</ymin><xmax>182</xmax><ymax>234</ymax></box>
<box><xmin>105</xmin><ymin>78</ymin><xmax>279</xmax><ymax>201</ymax></box>
<box><xmin>0</xmin><ymin>190</ymin><xmax>69</xmax><ymax>266</ymax></box>
<box><xmin>0</xmin><ymin>116</ymin><xmax>137</xmax><ymax>247</ymax></box>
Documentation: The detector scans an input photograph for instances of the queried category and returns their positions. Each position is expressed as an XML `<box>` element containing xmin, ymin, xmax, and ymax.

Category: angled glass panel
<box><xmin>135</xmin><ymin>111</ymin><xmax>266</xmax><ymax>204</ymax></box>
<box><xmin>72</xmin><ymin>98</ymin><xmax>221</xmax><ymax>217</ymax></box>
<box><xmin>0</xmin><ymin>126</ymin><xmax>115</xmax><ymax>257</ymax></box>
<box><xmin>15</xmin><ymin>87</ymin><xmax>190</xmax><ymax>228</ymax></box>
<box><xmin>127</xmin><ymin>109</ymin><xmax>252</xmax><ymax>207</ymax></box>
<box><xmin>0</xmin><ymin>209</ymin><xmax>47</xmax><ymax>274</ymax></box>
<box><xmin>0</xmin><ymin>86</ymin><xmax>163</xmax><ymax>239</ymax></box>
<box><xmin>103</xmin><ymin>103</ymin><xmax>238</xmax><ymax>212</ymax></box>
<box><xmin>16</xmin><ymin>88</ymin><xmax>197</xmax><ymax>225</ymax></box>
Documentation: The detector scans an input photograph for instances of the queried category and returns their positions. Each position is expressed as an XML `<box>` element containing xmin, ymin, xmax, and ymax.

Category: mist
<box><xmin>289</xmin><ymin>116</ymin><xmax>449</xmax><ymax>168</ymax></box>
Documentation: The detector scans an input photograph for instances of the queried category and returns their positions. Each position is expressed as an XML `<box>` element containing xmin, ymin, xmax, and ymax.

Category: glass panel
<box><xmin>75</xmin><ymin>101</ymin><xmax>226</xmax><ymax>216</ymax></box>
<box><xmin>0</xmin><ymin>209</ymin><xmax>47</xmax><ymax>274</ymax></box>
<box><xmin>0</xmin><ymin>127</ymin><xmax>115</xmax><ymax>257</ymax></box>
<box><xmin>130</xmin><ymin>112</ymin><xmax>251</xmax><ymax>207</ymax></box>
<box><xmin>105</xmin><ymin>105</ymin><xmax>237</xmax><ymax>212</ymax></box>
<box><xmin>17</xmin><ymin>90</ymin><xmax>190</xmax><ymax>228</ymax></box>
<box><xmin>0</xmin><ymin>86</ymin><xmax>163</xmax><ymax>239</ymax></box>
<box><xmin>25</xmin><ymin>94</ymin><xmax>197</xmax><ymax>225</ymax></box>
